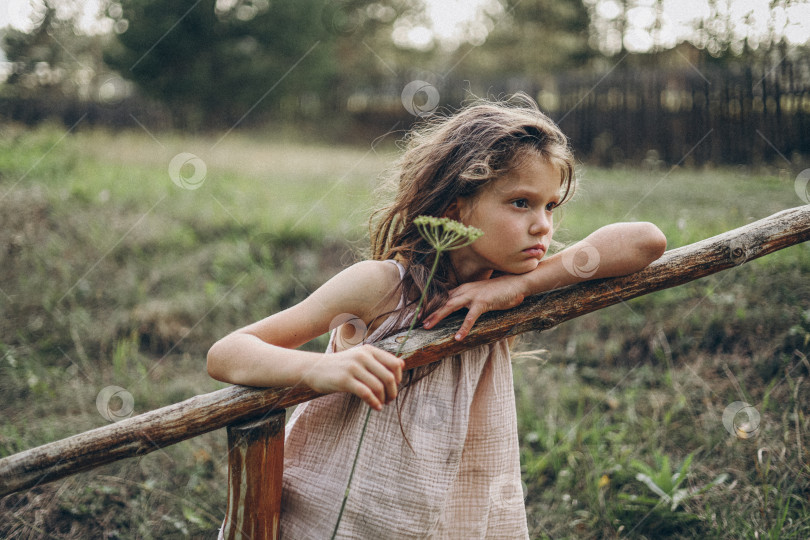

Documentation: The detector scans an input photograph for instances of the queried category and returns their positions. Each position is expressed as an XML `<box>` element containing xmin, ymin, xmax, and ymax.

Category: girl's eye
<box><xmin>545</xmin><ymin>201</ymin><xmax>558</xmax><ymax>212</ymax></box>
<box><xmin>511</xmin><ymin>199</ymin><xmax>529</xmax><ymax>209</ymax></box>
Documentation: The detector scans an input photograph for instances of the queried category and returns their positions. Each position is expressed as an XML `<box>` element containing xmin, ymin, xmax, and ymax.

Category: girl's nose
<box><xmin>529</xmin><ymin>210</ymin><xmax>552</xmax><ymax>236</ymax></box>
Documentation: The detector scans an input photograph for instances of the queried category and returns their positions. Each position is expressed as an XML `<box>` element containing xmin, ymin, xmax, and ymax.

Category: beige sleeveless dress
<box><xmin>279</xmin><ymin>260</ymin><xmax>529</xmax><ymax>539</ymax></box>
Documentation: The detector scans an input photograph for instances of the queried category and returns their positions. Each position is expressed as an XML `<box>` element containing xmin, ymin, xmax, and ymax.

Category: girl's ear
<box><xmin>443</xmin><ymin>199</ymin><xmax>462</xmax><ymax>221</ymax></box>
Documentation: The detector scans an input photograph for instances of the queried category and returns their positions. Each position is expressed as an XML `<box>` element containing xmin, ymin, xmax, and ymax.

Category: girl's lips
<box><xmin>522</xmin><ymin>245</ymin><xmax>546</xmax><ymax>257</ymax></box>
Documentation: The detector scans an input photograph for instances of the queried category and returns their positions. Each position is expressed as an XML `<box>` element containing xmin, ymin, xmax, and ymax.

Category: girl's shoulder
<box><xmin>339</xmin><ymin>259</ymin><xmax>403</xmax><ymax>290</ymax></box>
<box><xmin>352</xmin><ymin>259</ymin><xmax>403</xmax><ymax>306</ymax></box>
<box><xmin>352</xmin><ymin>259</ymin><xmax>404</xmax><ymax>280</ymax></box>
<box><xmin>315</xmin><ymin>259</ymin><xmax>403</xmax><ymax>324</ymax></box>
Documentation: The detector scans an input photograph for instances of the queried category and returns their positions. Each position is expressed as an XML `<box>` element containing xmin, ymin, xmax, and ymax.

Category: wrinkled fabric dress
<box><xmin>279</xmin><ymin>260</ymin><xmax>529</xmax><ymax>539</ymax></box>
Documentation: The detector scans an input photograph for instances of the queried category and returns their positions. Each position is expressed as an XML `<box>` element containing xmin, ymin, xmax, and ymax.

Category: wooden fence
<box><xmin>313</xmin><ymin>55</ymin><xmax>810</xmax><ymax>166</ymax></box>
<box><xmin>1</xmin><ymin>205</ymin><xmax>809</xmax><ymax>538</ymax></box>
<box><xmin>422</xmin><ymin>57</ymin><xmax>810</xmax><ymax>165</ymax></box>
<box><xmin>550</xmin><ymin>58</ymin><xmax>810</xmax><ymax>166</ymax></box>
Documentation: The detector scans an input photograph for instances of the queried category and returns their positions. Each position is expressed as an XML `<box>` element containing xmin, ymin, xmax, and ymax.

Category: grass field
<box><xmin>1</xmin><ymin>124</ymin><xmax>809</xmax><ymax>538</ymax></box>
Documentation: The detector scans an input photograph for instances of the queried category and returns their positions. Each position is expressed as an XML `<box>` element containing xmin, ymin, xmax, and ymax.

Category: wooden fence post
<box><xmin>221</xmin><ymin>410</ymin><xmax>286</xmax><ymax>540</ymax></box>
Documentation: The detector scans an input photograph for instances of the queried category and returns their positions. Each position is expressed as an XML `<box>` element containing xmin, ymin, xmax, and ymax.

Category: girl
<box><xmin>207</xmin><ymin>94</ymin><xmax>667</xmax><ymax>538</ymax></box>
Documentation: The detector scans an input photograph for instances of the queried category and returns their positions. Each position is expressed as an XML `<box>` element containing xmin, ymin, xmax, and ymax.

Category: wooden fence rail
<box><xmin>1</xmin><ymin>205</ymin><xmax>809</xmax><ymax>529</ymax></box>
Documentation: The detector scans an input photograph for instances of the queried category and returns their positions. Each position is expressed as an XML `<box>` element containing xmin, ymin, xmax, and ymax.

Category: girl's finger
<box><xmin>423</xmin><ymin>297</ymin><xmax>466</xmax><ymax>328</ymax></box>
<box><xmin>455</xmin><ymin>306</ymin><xmax>482</xmax><ymax>341</ymax></box>
<box><xmin>351</xmin><ymin>379</ymin><xmax>383</xmax><ymax>411</ymax></box>
<box><xmin>364</xmin><ymin>354</ymin><xmax>400</xmax><ymax>402</ymax></box>
<box><xmin>356</xmin><ymin>348</ymin><xmax>399</xmax><ymax>400</ymax></box>
<box><xmin>366</xmin><ymin>346</ymin><xmax>404</xmax><ymax>385</ymax></box>
<box><xmin>422</xmin><ymin>312</ymin><xmax>439</xmax><ymax>329</ymax></box>
<box><xmin>354</xmin><ymin>367</ymin><xmax>388</xmax><ymax>406</ymax></box>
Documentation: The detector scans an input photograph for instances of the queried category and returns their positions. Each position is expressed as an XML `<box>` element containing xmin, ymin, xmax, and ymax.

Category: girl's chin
<box><xmin>503</xmin><ymin>259</ymin><xmax>540</xmax><ymax>275</ymax></box>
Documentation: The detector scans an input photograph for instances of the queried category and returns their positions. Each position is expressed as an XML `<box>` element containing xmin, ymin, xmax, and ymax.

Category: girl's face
<box><xmin>449</xmin><ymin>155</ymin><xmax>562</xmax><ymax>282</ymax></box>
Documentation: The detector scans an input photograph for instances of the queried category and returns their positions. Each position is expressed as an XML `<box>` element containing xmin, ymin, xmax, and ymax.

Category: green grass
<box><xmin>1</xmin><ymin>124</ymin><xmax>809</xmax><ymax>538</ymax></box>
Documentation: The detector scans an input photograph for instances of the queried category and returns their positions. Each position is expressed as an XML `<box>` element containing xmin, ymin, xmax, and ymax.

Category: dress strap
<box><xmin>384</xmin><ymin>259</ymin><xmax>407</xmax><ymax>312</ymax></box>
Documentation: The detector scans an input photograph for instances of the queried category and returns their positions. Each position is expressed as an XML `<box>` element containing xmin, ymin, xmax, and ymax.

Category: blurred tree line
<box><xmin>1</xmin><ymin>0</ymin><xmax>808</xmax><ymax>163</ymax></box>
<box><xmin>2</xmin><ymin>0</ymin><xmax>593</xmax><ymax>125</ymax></box>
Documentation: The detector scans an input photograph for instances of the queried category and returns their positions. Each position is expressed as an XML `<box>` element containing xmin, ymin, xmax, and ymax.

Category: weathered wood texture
<box><xmin>221</xmin><ymin>411</ymin><xmax>285</xmax><ymax>540</ymax></box>
<box><xmin>1</xmin><ymin>205</ymin><xmax>808</xmax><ymax>498</ymax></box>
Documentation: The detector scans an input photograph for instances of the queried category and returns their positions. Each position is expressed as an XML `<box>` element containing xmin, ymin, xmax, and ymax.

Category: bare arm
<box><xmin>423</xmin><ymin>222</ymin><xmax>667</xmax><ymax>339</ymax></box>
<box><xmin>206</xmin><ymin>261</ymin><xmax>405</xmax><ymax>410</ymax></box>
<box><xmin>511</xmin><ymin>221</ymin><xmax>667</xmax><ymax>293</ymax></box>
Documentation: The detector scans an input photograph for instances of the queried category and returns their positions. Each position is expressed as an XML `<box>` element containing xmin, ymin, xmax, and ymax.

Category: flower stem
<box><xmin>330</xmin><ymin>251</ymin><xmax>443</xmax><ymax>539</ymax></box>
<box><xmin>330</xmin><ymin>404</ymin><xmax>372</xmax><ymax>539</ymax></box>
<box><xmin>397</xmin><ymin>250</ymin><xmax>442</xmax><ymax>355</ymax></box>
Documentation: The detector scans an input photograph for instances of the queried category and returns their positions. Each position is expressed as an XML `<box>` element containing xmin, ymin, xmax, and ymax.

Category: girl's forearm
<box><xmin>421</xmin><ymin>223</ymin><xmax>666</xmax><ymax>340</ymax></box>
<box><xmin>517</xmin><ymin>222</ymin><xmax>667</xmax><ymax>297</ymax></box>
<box><xmin>207</xmin><ymin>332</ymin><xmax>323</xmax><ymax>388</ymax></box>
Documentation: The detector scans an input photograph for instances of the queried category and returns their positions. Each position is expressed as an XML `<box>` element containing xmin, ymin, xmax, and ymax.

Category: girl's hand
<box><xmin>303</xmin><ymin>345</ymin><xmax>405</xmax><ymax>411</ymax></box>
<box><xmin>422</xmin><ymin>274</ymin><xmax>527</xmax><ymax>341</ymax></box>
